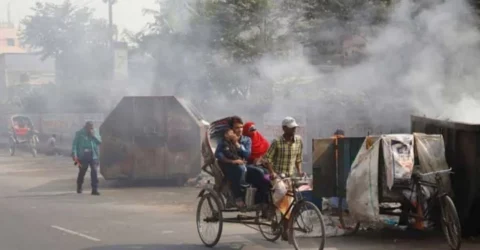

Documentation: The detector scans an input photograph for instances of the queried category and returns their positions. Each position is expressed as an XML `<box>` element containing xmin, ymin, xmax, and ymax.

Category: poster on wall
<box><xmin>381</xmin><ymin>134</ymin><xmax>414</xmax><ymax>189</ymax></box>
<box><xmin>114</xmin><ymin>46</ymin><xmax>128</xmax><ymax>81</ymax></box>
<box><xmin>40</xmin><ymin>113</ymin><xmax>104</xmax><ymax>137</ymax></box>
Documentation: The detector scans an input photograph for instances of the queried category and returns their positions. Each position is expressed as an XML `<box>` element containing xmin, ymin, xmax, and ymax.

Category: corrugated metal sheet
<box><xmin>411</xmin><ymin>115</ymin><xmax>480</xmax><ymax>237</ymax></box>
<box><xmin>312</xmin><ymin>137</ymin><xmax>364</xmax><ymax>198</ymax></box>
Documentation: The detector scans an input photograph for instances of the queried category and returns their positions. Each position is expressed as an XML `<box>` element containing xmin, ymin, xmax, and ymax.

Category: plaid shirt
<box><xmin>264</xmin><ymin>135</ymin><xmax>303</xmax><ymax>176</ymax></box>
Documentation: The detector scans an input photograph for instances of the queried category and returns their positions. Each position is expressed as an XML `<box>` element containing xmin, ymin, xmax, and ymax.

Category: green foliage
<box><xmin>20</xmin><ymin>0</ymin><xmax>112</xmax><ymax>85</ymax></box>
<box><xmin>132</xmin><ymin>0</ymin><xmax>392</xmax><ymax>102</ymax></box>
<box><xmin>20</xmin><ymin>1</ymin><xmax>92</xmax><ymax>60</ymax></box>
<box><xmin>202</xmin><ymin>0</ymin><xmax>273</xmax><ymax>61</ymax></box>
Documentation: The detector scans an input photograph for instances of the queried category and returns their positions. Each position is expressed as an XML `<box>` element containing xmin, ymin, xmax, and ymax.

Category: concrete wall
<box><xmin>0</xmin><ymin>25</ymin><xmax>26</xmax><ymax>54</ymax></box>
<box><xmin>0</xmin><ymin>53</ymin><xmax>55</xmax><ymax>102</ymax></box>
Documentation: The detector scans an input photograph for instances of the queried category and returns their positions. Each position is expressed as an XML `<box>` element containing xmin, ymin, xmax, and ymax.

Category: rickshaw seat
<box><xmin>294</xmin><ymin>182</ymin><xmax>310</xmax><ymax>189</ymax></box>
<box><xmin>14</xmin><ymin>127</ymin><xmax>29</xmax><ymax>136</ymax></box>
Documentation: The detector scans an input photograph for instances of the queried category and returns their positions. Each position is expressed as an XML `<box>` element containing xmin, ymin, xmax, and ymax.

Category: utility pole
<box><xmin>102</xmin><ymin>0</ymin><xmax>117</xmax><ymax>80</ymax></box>
<box><xmin>102</xmin><ymin>0</ymin><xmax>116</xmax><ymax>44</ymax></box>
<box><xmin>7</xmin><ymin>2</ymin><xmax>12</xmax><ymax>25</ymax></box>
<box><xmin>108</xmin><ymin>0</ymin><xmax>114</xmax><ymax>45</ymax></box>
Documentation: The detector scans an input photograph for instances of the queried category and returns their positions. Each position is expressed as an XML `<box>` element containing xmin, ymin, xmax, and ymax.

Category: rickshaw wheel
<box><xmin>9</xmin><ymin>138</ymin><xmax>15</xmax><ymax>156</ymax></box>
<box><xmin>289</xmin><ymin>200</ymin><xmax>326</xmax><ymax>250</ymax></box>
<box><xmin>256</xmin><ymin>204</ymin><xmax>282</xmax><ymax>242</ymax></box>
<box><xmin>31</xmin><ymin>148</ymin><xmax>37</xmax><ymax>157</ymax></box>
<box><xmin>196</xmin><ymin>192</ymin><xmax>223</xmax><ymax>247</ymax></box>
<box><xmin>338</xmin><ymin>198</ymin><xmax>360</xmax><ymax>235</ymax></box>
<box><xmin>30</xmin><ymin>137</ymin><xmax>37</xmax><ymax>157</ymax></box>
<box><xmin>440</xmin><ymin>195</ymin><xmax>461</xmax><ymax>250</ymax></box>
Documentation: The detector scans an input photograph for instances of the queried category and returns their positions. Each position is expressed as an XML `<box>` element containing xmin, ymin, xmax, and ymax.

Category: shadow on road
<box><xmin>82</xmin><ymin>243</ymin><xmax>240</xmax><ymax>250</ymax></box>
<box><xmin>3</xmin><ymin>192</ymin><xmax>76</xmax><ymax>199</ymax></box>
<box><xmin>109</xmin><ymin>179</ymin><xmax>186</xmax><ymax>188</ymax></box>
<box><xmin>18</xmin><ymin>177</ymin><xmax>191</xmax><ymax>194</ymax></box>
<box><xmin>326</xmin><ymin>228</ymin><xmax>480</xmax><ymax>249</ymax></box>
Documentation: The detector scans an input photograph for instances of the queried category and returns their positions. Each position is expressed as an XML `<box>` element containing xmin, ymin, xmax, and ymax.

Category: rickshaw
<box><xmin>314</xmin><ymin>134</ymin><xmax>462</xmax><ymax>250</ymax></box>
<box><xmin>196</xmin><ymin>117</ymin><xmax>327</xmax><ymax>249</ymax></box>
<box><xmin>8</xmin><ymin>115</ymin><xmax>39</xmax><ymax>157</ymax></box>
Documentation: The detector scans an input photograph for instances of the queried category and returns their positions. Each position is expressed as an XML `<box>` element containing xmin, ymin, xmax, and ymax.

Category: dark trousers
<box><xmin>77</xmin><ymin>159</ymin><xmax>99</xmax><ymax>191</ymax></box>
<box><xmin>223</xmin><ymin>164</ymin><xmax>247</xmax><ymax>199</ymax></box>
<box><xmin>246</xmin><ymin>165</ymin><xmax>270</xmax><ymax>204</ymax></box>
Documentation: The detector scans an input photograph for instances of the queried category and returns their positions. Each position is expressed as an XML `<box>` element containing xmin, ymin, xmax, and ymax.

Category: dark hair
<box><xmin>334</xmin><ymin>129</ymin><xmax>345</xmax><ymax>136</ymax></box>
<box><xmin>52</xmin><ymin>134</ymin><xmax>56</xmax><ymax>138</ymax></box>
<box><xmin>229</xmin><ymin>116</ymin><xmax>243</xmax><ymax>128</ymax></box>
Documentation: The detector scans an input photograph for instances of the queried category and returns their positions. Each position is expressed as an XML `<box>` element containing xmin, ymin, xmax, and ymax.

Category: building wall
<box><xmin>0</xmin><ymin>24</ymin><xmax>26</xmax><ymax>54</ymax></box>
<box><xmin>0</xmin><ymin>69</ymin><xmax>6</xmax><ymax>103</ymax></box>
<box><xmin>0</xmin><ymin>53</ymin><xmax>55</xmax><ymax>103</ymax></box>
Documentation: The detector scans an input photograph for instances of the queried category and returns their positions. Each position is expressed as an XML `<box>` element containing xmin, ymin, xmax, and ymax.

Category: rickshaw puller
<box><xmin>264</xmin><ymin>116</ymin><xmax>305</xmax><ymax>241</ymax></box>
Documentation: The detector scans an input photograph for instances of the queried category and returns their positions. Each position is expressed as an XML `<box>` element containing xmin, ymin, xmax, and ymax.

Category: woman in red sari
<box><xmin>242</xmin><ymin>121</ymin><xmax>270</xmax><ymax>204</ymax></box>
<box><xmin>242</xmin><ymin>121</ymin><xmax>270</xmax><ymax>165</ymax></box>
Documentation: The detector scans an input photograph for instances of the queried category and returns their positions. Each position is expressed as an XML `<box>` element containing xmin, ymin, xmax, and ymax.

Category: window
<box><xmin>6</xmin><ymin>38</ymin><xmax>15</xmax><ymax>46</ymax></box>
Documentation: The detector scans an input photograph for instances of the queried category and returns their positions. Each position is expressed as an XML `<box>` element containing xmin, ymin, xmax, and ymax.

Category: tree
<box><xmin>137</xmin><ymin>0</ymin><xmax>393</xmax><ymax>104</ymax></box>
<box><xmin>136</xmin><ymin>0</ymin><xmax>278</xmax><ymax>102</ymax></box>
<box><xmin>200</xmin><ymin>0</ymin><xmax>274</xmax><ymax>62</ymax></box>
<box><xmin>20</xmin><ymin>1</ymin><xmax>112</xmax><ymax>85</ymax></box>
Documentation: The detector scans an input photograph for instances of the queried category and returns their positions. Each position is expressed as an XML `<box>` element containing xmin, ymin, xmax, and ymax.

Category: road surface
<box><xmin>0</xmin><ymin>150</ymin><xmax>478</xmax><ymax>250</ymax></box>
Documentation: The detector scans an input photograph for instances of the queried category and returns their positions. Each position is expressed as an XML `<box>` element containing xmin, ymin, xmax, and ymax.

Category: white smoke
<box><xmin>334</xmin><ymin>0</ymin><xmax>480</xmax><ymax>124</ymax></box>
<box><xmin>247</xmin><ymin>0</ymin><xmax>480</xmax><ymax>130</ymax></box>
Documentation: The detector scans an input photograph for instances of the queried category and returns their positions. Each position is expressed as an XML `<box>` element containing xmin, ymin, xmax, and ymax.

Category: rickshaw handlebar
<box><xmin>418</xmin><ymin>168</ymin><xmax>453</xmax><ymax>177</ymax></box>
<box><xmin>278</xmin><ymin>174</ymin><xmax>311</xmax><ymax>186</ymax></box>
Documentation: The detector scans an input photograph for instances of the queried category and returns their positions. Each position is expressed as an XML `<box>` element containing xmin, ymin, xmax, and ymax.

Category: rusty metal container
<box><xmin>99</xmin><ymin>96</ymin><xmax>207</xmax><ymax>184</ymax></box>
<box><xmin>312</xmin><ymin>137</ymin><xmax>365</xmax><ymax>199</ymax></box>
<box><xmin>411</xmin><ymin>115</ymin><xmax>480</xmax><ymax>237</ymax></box>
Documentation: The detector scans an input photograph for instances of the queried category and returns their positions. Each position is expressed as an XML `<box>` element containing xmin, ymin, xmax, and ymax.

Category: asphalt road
<box><xmin>0</xmin><ymin>150</ymin><xmax>479</xmax><ymax>250</ymax></box>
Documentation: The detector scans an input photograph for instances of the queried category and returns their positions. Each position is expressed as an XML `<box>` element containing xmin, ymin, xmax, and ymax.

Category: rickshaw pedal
<box><xmin>236</xmin><ymin>214</ymin><xmax>255</xmax><ymax>220</ymax></box>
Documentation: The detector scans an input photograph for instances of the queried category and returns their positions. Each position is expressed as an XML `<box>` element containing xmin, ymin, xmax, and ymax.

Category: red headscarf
<box><xmin>243</xmin><ymin>121</ymin><xmax>270</xmax><ymax>163</ymax></box>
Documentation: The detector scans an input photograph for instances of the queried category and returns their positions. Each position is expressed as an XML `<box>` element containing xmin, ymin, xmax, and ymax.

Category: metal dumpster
<box><xmin>312</xmin><ymin>137</ymin><xmax>364</xmax><ymax>199</ymax></box>
<box><xmin>411</xmin><ymin>115</ymin><xmax>480</xmax><ymax>237</ymax></box>
<box><xmin>99</xmin><ymin>96</ymin><xmax>207</xmax><ymax>184</ymax></box>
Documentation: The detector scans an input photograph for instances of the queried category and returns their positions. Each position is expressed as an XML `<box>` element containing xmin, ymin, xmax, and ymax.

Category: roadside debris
<box><xmin>185</xmin><ymin>171</ymin><xmax>214</xmax><ymax>188</ymax></box>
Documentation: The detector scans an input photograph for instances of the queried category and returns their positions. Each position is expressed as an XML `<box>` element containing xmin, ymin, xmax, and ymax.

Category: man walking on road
<box><xmin>263</xmin><ymin>116</ymin><xmax>305</xmax><ymax>241</ymax></box>
<box><xmin>72</xmin><ymin>121</ymin><xmax>102</xmax><ymax>195</ymax></box>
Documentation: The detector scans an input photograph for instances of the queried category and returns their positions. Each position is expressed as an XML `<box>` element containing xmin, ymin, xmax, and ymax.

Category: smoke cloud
<box><xmin>13</xmin><ymin>0</ymin><xmax>480</xmax><ymax>133</ymax></box>
<box><xmin>145</xmin><ymin>0</ymin><xmax>480</xmax><ymax>134</ymax></box>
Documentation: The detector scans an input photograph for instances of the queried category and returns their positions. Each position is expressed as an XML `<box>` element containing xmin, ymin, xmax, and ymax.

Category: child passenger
<box><xmin>215</xmin><ymin>128</ymin><xmax>248</xmax><ymax>207</ymax></box>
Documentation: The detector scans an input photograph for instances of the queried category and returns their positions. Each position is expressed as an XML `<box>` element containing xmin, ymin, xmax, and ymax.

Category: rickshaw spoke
<box><xmin>196</xmin><ymin>193</ymin><xmax>223</xmax><ymax>247</ymax></box>
<box><xmin>290</xmin><ymin>201</ymin><xmax>326</xmax><ymax>250</ymax></box>
<box><xmin>257</xmin><ymin>204</ymin><xmax>282</xmax><ymax>242</ymax></box>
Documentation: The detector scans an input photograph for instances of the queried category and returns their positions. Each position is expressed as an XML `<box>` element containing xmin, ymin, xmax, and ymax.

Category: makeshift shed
<box><xmin>99</xmin><ymin>96</ymin><xmax>207</xmax><ymax>184</ymax></box>
<box><xmin>411</xmin><ymin>115</ymin><xmax>480</xmax><ymax>237</ymax></box>
<box><xmin>345</xmin><ymin>133</ymin><xmax>452</xmax><ymax>223</ymax></box>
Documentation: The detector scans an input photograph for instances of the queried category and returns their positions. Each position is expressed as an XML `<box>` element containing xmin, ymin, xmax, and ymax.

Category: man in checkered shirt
<box><xmin>263</xmin><ymin>116</ymin><xmax>304</xmax><ymax>178</ymax></box>
<box><xmin>263</xmin><ymin>116</ymin><xmax>305</xmax><ymax>241</ymax></box>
